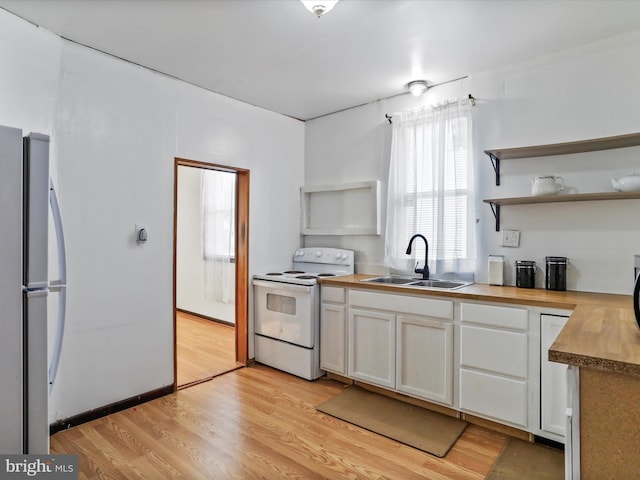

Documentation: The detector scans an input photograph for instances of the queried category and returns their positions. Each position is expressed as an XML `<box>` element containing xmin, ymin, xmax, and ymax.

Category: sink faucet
<box><xmin>406</xmin><ymin>234</ymin><xmax>430</xmax><ymax>280</ymax></box>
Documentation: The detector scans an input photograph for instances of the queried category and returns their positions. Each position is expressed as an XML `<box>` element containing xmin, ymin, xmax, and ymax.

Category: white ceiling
<box><xmin>2</xmin><ymin>0</ymin><xmax>640</xmax><ymax>120</ymax></box>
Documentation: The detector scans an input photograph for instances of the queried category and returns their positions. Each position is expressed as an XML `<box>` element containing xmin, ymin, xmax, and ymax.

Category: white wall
<box><xmin>0</xmin><ymin>10</ymin><xmax>304</xmax><ymax>422</ymax></box>
<box><xmin>305</xmin><ymin>29</ymin><xmax>640</xmax><ymax>294</ymax></box>
<box><xmin>176</xmin><ymin>165</ymin><xmax>235</xmax><ymax>323</ymax></box>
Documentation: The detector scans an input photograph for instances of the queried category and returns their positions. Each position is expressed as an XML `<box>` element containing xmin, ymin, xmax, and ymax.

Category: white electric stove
<box><xmin>252</xmin><ymin>247</ymin><xmax>354</xmax><ymax>379</ymax></box>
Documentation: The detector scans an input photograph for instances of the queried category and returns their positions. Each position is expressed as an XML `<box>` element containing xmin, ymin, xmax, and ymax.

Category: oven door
<box><xmin>253</xmin><ymin>279</ymin><xmax>316</xmax><ymax>348</ymax></box>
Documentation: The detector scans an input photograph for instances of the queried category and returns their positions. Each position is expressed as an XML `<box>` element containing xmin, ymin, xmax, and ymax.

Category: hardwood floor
<box><xmin>176</xmin><ymin>311</ymin><xmax>239</xmax><ymax>387</ymax></box>
<box><xmin>50</xmin><ymin>365</ymin><xmax>508</xmax><ymax>479</ymax></box>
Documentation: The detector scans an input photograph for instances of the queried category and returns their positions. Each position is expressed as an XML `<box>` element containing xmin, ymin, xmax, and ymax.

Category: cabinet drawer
<box><xmin>460</xmin><ymin>325</ymin><xmax>528</xmax><ymax>378</ymax></box>
<box><xmin>322</xmin><ymin>286</ymin><xmax>345</xmax><ymax>304</ymax></box>
<box><xmin>350</xmin><ymin>290</ymin><xmax>453</xmax><ymax>320</ymax></box>
<box><xmin>459</xmin><ymin>368</ymin><xmax>528</xmax><ymax>427</ymax></box>
<box><xmin>460</xmin><ymin>302</ymin><xmax>528</xmax><ymax>330</ymax></box>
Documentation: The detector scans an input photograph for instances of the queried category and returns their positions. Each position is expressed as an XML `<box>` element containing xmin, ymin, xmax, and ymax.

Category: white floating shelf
<box><xmin>301</xmin><ymin>181</ymin><xmax>381</xmax><ymax>235</ymax></box>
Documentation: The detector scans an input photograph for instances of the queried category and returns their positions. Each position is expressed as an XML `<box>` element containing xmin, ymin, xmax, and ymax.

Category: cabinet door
<box><xmin>541</xmin><ymin>314</ymin><xmax>569</xmax><ymax>437</ymax></box>
<box><xmin>396</xmin><ymin>315</ymin><xmax>453</xmax><ymax>405</ymax></box>
<box><xmin>348</xmin><ymin>309</ymin><xmax>396</xmax><ymax>388</ymax></box>
<box><xmin>320</xmin><ymin>303</ymin><xmax>347</xmax><ymax>374</ymax></box>
<box><xmin>459</xmin><ymin>368</ymin><xmax>528</xmax><ymax>427</ymax></box>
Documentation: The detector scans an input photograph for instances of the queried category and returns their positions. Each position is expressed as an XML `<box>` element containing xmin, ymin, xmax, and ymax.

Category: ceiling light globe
<box><xmin>408</xmin><ymin>80</ymin><xmax>428</xmax><ymax>97</ymax></box>
<box><xmin>301</xmin><ymin>1</ymin><xmax>339</xmax><ymax>18</ymax></box>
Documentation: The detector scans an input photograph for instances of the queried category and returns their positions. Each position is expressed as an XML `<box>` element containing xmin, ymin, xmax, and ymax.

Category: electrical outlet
<box><xmin>501</xmin><ymin>229</ymin><xmax>520</xmax><ymax>248</ymax></box>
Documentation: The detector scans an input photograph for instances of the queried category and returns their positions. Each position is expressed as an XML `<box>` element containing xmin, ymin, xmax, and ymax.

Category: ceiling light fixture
<box><xmin>408</xmin><ymin>80</ymin><xmax>428</xmax><ymax>97</ymax></box>
<box><xmin>300</xmin><ymin>1</ymin><xmax>339</xmax><ymax>18</ymax></box>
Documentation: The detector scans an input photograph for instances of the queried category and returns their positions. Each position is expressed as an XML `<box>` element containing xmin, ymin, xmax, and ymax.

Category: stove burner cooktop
<box><xmin>253</xmin><ymin>248</ymin><xmax>354</xmax><ymax>286</ymax></box>
<box><xmin>262</xmin><ymin>271</ymin><xmax>336</xmax><ymax>280</ymax></box>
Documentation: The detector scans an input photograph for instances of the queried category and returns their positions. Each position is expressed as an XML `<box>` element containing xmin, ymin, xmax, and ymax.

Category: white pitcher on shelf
<box><xmin>532</xmin><ymin>175</ymin><xmax>564</xmax><ymax>196</ymax></box>
<box><xmin>611</xmin><ymin>173</ymin><xmax>640</xmax><ymax>192</ymax></box>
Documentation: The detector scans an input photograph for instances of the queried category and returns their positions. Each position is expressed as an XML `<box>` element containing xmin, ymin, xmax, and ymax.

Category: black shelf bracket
<box><xmin>487</xmin><ymin>153</ymin><xmax>500</xmax><ymax>186</ymax></box>
<box><xmin>488</xmin><ymin>202</ymin><xmax>500</xmax><ymax>231</ymax></box>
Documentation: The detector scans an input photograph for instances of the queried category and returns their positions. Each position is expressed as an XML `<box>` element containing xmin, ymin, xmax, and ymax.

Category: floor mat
<box><xmin>316</xmin><ymin>386</ymin><xmax>467</xmax><ymax>458</ymax></box>
<box><xmin>486</xmin><ymin>437</ymin><xmax>564</xmax><ymax>480</ymax></box>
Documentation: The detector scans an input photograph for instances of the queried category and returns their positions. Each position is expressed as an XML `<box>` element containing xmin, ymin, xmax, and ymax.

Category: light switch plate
<box><xmin>501</xmin><ymin>229</ymin><xmax>520</xmax><ymax>248</ymax></box>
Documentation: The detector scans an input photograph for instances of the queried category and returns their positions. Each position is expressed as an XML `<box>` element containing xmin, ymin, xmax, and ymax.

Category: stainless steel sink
<box><xmin>360</xmin><ymin>276</ymin><xmax>472</xmax><ymax>290</ymax></box>
<box><xmin>360</xmin><ymin>276</ymin><xmax>418</xmax><ymax>285</ymax></box>
<box><xmin>407</xmin><ymin>279</ymin><xmax>471</xmax><ymax>289</ymax></box>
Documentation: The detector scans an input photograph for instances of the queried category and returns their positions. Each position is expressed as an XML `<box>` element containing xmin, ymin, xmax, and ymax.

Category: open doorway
<box><xmin>173</xmin><ymin>158</ymin><xmax>249</xmax><ymax>390</ymax></box>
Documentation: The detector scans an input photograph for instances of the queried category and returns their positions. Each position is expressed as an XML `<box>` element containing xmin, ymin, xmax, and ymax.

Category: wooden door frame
<box><xmin>173</xmin><ymin>158</ymin><xmax>250</xmax><ymax>391</ymax></box>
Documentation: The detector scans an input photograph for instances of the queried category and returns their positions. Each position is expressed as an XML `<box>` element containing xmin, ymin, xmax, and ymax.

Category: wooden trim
<box><xmin>176</xmin><ymin>308</ymin><xmax>235</xmax><ymax>328</ymax></box>
<box><xmin>177</xmin><ymin>365</ymin><xmax>244</xmax><ymax>391</ymax></box>
<box><xmin>49</xmin><ymin>385</ymin><xmax>173</xmax><ymax>435</ymax></box>
<box><xmin>354</xmin><ymin>381</ymin><xmax>460</xmax><ymax>419</ymax></box>
<box><xmin>173</xmin><ymin>160</ymin><xmax>179</xmax><ymax>391</ymax></box>
<box><xmin>173</xmin><ymin>158</ymin><xmax>251</xmax><ymax>393</ymax></box>
<box><xmin>235</xmin><ymin>170</ymin><xmax>250</xmax><ymax>365</ymax></box>
<box><xmin>326</xmin><ymin>371</ymin><xmax>354</xmax><ymax>384</ymax></box>
<box><xmin>174</xmin><ymin>158</ymin><xmax>250</xmax><ymax>174</ymax></box>
<box><xmin>461</xmin><ymin>412</ymin><xmax>531</xmax><ymax>441</ymax></box>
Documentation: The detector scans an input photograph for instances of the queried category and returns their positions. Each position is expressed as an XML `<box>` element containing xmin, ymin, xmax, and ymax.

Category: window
<box><xmin>202</xmin><ymin>169</ymin><xmax>236</xmax><ymax>261</ymax></box>
<box><xmin>385</xmin><ymin>101</ymin><xmax>475</xmax><ymax>275</ymax></box>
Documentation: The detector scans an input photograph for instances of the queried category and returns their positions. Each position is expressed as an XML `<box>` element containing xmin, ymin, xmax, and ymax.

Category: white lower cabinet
<box><xmin>347</xmin><ymin>289</ymin><xmax>454</xmax><ymax>404</ymax></box>
<box><xmin>459</xmin><ymin>369</ymin><xmax>529</xmax><ymax>427</ymax></box>
<box><xmin>320</xmin><ymin>303</ymin><xmax>347</xmax><ymax>374</ymax></box>
<box><xmin>396</xmin><ymin>315</ymin><xmax>453</xmax><ymax>405</ymax></box>
<box><xmin>320</xmin><ymin>286</ymin><xmax>347</xmax><ymax>375</ymax></box>
<box><xmin>318</xmin><ymin>287</ymin><xmax>575</xmax><ymax>440</ymax></box>
<box><xmin>348</xmin><ymin>308</ymin><xmax>396</xmax><ymax>388</ymax></box>
<box><xmin>459</xmin><ymin>302</ymin><xmax>531</xmax><ymax>428</ymax></box>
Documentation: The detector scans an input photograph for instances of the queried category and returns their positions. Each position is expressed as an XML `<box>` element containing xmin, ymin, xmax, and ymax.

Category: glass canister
<box><xmin>515</xmin><ymin>260</ymin><xmax>536</xmax><ymax>288</ymax></box>
<box><xmin>545</xmin><ymin>256</ymin><xmax>568</xmax><ymax>291</ymax></box>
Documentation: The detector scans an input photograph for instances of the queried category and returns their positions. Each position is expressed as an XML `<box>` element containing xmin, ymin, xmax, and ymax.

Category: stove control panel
<box><xmin>293</xmin><ymin>248</ymin><xmax>354</xmax><ymax>266</ymax></box>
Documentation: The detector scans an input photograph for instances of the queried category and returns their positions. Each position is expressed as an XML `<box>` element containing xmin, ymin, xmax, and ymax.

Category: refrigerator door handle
<box><xmin>49</xmin><ymin>281</ymin><xmax>67</xmax><ymax>292</ymax></box>
<box><xmin>48</xmin><ymin>181</ymin><xmax>67</xmax><ymax>394</ymax></box>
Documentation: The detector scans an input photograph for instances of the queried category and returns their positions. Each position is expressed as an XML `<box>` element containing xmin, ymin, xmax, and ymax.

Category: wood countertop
<box><xmin>320</xmin><ymin>274</ymin><xmax>640</xmax><ymax>376</ymax></box>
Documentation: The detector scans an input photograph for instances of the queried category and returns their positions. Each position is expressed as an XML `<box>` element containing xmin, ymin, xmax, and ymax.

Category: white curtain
<box><xmin>202</xmin><ymin>170</ymin><xmax>236</xmax><ymax>304</ymax></box>
<box><xmin>384</xmin><ymin>99</ymin><xmax>476</xmax><ymax>277</ymax></box>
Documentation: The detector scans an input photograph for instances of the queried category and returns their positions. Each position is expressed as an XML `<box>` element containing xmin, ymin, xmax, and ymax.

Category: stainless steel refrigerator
<box><xmin>0</xmin><ymin>125</ymin><xmax>66</xmax><ymax>454</ymax></box>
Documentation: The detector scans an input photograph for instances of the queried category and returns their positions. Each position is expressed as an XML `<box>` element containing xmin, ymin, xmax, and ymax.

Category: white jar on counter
<box><xmin>488</xmin><ymin>255</ymin><xmax>504</xmax><ymax>285</ymax></box>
